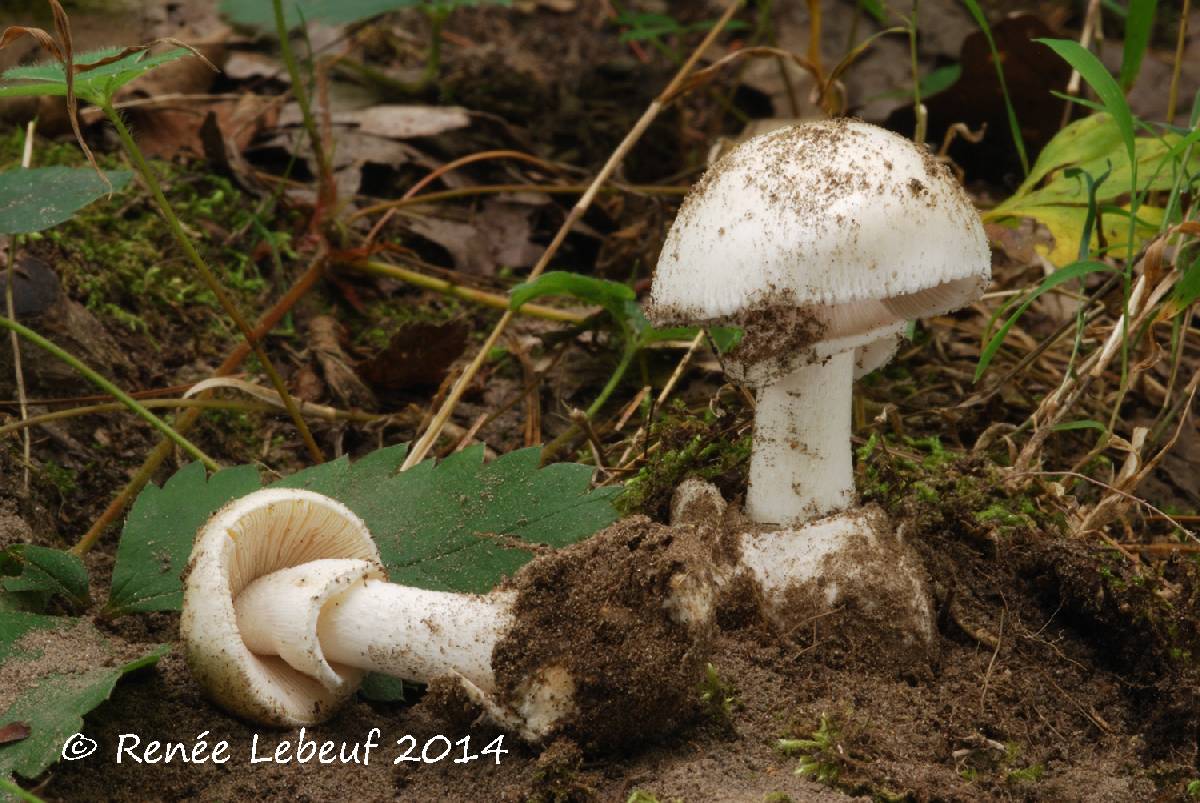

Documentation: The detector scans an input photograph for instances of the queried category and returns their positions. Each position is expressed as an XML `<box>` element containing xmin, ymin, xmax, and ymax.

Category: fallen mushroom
<box><xmin>649</xmin><ymin>119</ymin><xmax>991</xmax><ymax>651</ymax></box>
<box><xmin>181</xmin><ymin>488</ymin><xmax>715</xmax><ymax>746</ymax></box>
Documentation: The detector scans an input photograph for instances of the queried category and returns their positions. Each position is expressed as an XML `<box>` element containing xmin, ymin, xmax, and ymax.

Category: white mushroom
<box><xmin>182</xmin><ymin>488</ymin><xmax>715</xmax><ymax>743</ymax></box>
<box><xmin>650</xmin><ymin>118</ymin><xmax>990</xmax><ymax>525</ymax></box>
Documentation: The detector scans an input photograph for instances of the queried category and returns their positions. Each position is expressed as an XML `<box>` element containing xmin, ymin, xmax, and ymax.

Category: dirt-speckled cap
<box><xmin>648</xmin><ymin>118</ymin><xmax>990</xmax><ymax>366</ymax></box>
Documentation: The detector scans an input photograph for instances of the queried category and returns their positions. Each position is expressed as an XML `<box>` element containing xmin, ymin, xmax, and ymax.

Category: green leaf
<box><xmin>0</xmin><ymin>168</ymin><xmax>132</xmax><ymax>235</ymax></box>
<box><xmin>857</xmin><ymin>0</ymin><xmax>887</xmax><ymax>25</ymax></box>
<box><xmin>960</xmin><ymin>0</ymin><xmax>1029</xmax><ymax>174</ymax></box>
<box><xmin>220</xmin><ymin>0</ymin><xmax>510</xmax><ymax>30</ymax></box>
<box><xmin>976</xmin><ymin>260</ymin><xmax>1113</xmax><ymax>380</ymax></box>
<box><xmin>1051</xmin><ymin>419</ymin><xmax>1108</xmax><ymax>433</ymax></box>
<box><xmin>106</xmin><ymin>463</ymin><xmax>261</xmax><ymax>615</ymax></box>
<box><xmin>376</xmin><ymin>445</ymin><xmax>621</xmax><ymax>593</ymax></box>
<box><xmin>1118</xmin><ymin>0</ymin><xmax>1157</xmax><ymax>92</ymax></box>
<box><xmin>1164</xmin><ymin>251</ymin><xmax>1200</xmax><ymax>318</ymax></box>
<box><xmin>111</xmin><ymin>444</ymin><xmax>621</xmax><ymax>607</ymax></box>
<box><xmin>1011</xmin><ymin>113</ymin><xmax>1125</xmax><ymax>198</ymax></box>
<box><xmin>0</xmin><ymin>547</ymin><xmax>88</xmax><ymax>611</ymax></box>
<box><xmin>0</xmin><ymin>617</ymin><xmax>168</xmax><ymax>782</ymax></box>
<box><xmin>0</xmin><ymin>47</ymin><xmax>193</xmax><ymax>105</ymax></box>
<box><xmin>510</xmin><ymin>271</ymin><xmax>635</xmax><ymax>325</ymax></box>
<box><xmin>920</xmin><ymin>64</ymin><xmax>962</xmax><ymax>98</ymax></box>
<box><xmin>0</xmin><ymin>612</ymin><xmax>64</xmax><ymax>665</ymax></box>
<box><xmin>1036</xmin><ymin>39</ymin><xmax>1135</xmax><ymax>168</ymax></box>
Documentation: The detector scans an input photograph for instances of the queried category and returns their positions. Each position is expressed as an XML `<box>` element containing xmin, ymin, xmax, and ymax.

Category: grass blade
<box><xmin>1118</xmin><ymin>0</ymin><xmax>1157</xmax><ymax>92</ymax></box>
<box><xmin>976</xmin><ymin>260</ymin><xmax>1113</xmax><ymax>381</ymax></box>
<box><xmin>960</xmin><ymin>0</ymin><xmax>1029</xmax><ymax>174</ymax></box>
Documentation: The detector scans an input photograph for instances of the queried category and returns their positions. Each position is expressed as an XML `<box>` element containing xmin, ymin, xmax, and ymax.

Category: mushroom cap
<box><xmin>180</xmin><ymin>488</ymin><xmax>383</xmax><ymax>726</ymax></box>
<box><xmin>648</xmin><ymin>118</ymin><xmax>990</xmax><ymax>377</ymax></box>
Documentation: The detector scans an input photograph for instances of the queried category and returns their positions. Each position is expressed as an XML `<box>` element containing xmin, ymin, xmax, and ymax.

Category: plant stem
<box><xmin>587</xmin><ymin>345</ymin><xmax>638</xmax><ymax>419</ymax></box>
<box><xmin>423</xmin><ymin>7</ymin><xmax>449</xmax><ymax>85</ymax></box>
<box><xmin>0</xmin><ymin>314</ymin><xmax>218</xmax><ymax>470</ymax></box>
<box><xmin>350</xmin><ymin>260</ymin><xmax>588</xmax><ymax>323</ymax></box>
<box><xmin>102</xmin><ymin>105</ymin><xmax>325</xmax><ymax>465</ymax></box>
<box><xmin>0</xmin><ymin>397</ymin><xmax>408</xmax><ymax>439</ymax></box>
<box><xmin>0</xmin><ymin>777</ymin><xmax>46</xmax><ymax>803</ymax></box>
<box><xmin>272</xmin><ymin>0</ymin><xmax>334</xmax><ymax>206</ymax></box>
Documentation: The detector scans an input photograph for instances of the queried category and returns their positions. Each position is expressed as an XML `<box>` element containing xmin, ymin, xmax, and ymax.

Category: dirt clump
<box><xmin>491</xmin><ymin>515</ymin><xmax>717</xmax><ymax>753</ymax></box>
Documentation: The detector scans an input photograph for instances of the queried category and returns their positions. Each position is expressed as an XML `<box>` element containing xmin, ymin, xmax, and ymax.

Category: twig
<box><xmin>401</xmin><ymin>0</ymin><xmax>745</xmax><ymax>470</ymax></box>
<box><xmin>978</xmin><ymin>608</ymin><xmax>1005</xmax><ymax>716</ymax></box>
<box><xmin>344</xmin><ymin>260</ymin><xmax>589</xmax><ymax>323</ymax></box>
<box><xmin>1166</xmin><ymin>0</ymin><xmax>1191</xmax><ymax>123</ymax></box>
<box><xmin>4</xmin><ymin>120</ymin><xmax>35</xmax><ymax>492</ymax></box>
<box><xmin>352</xmin><ymin>182</ymin><xmax>689</xmax><ymax>221</ymax></box>
<box><xmin>0</xmin><ymin>396</ymin><xmax>409</xmax><ymax>437</ymax></box>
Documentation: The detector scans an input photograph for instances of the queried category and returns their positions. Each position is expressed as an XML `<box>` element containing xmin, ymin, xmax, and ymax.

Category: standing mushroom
<box><xmin>181</xmin><ymin>488</ymin><xmax>715</xmax><ymax>746</ymax></box>
<box><xmin>649</xmin><ymin>119</ymin><xmax>990</xmax><ymax>649</ymax></box>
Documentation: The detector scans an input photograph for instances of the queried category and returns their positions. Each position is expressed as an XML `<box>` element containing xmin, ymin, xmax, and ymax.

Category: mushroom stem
<box><xmin>746</xmin><ymin>350</ymin><xmax>855</xmax><ymax>524</ymax></box>
<box><xmin>235</xmin><ymin>560</ymin><xmax>515</xmax><ymax>694</ymax></box>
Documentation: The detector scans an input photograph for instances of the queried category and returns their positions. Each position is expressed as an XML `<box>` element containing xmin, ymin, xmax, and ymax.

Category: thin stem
<box><xmin>103</xmin><ymin>105</ymin><xmax>325</xmax><ymax>465</ymax></box>
<box><xmin>6</xmin><ymin>120</ymin><xmax>36</xmax><ymax>492</ymax></box>
<box><xmin>349</xmin><ymin>260</ymin><xmax>588</xmax><ymax>323</ymax></box>
<box><xmin>423</xmin><ymin>8</ymin><xmax>448</xmax><ymax>85</ymax></box>
<box><xmin>586</xmin><ymin>345</ymin><xmax>638</xmax><ymax>419</ymax></box>
<box><xmin>0</xmin><ymin>777</ymin><xmax>45</xmax><ymax>803</ymax></box>
<box><xmin>0</xmin><ymin>314</ymin><xmax>218</xmax><ymax>470</ymax></box>
<box><xmin>5</xmin><ymin>240</ymin><xmax>29</xmax><ymax>494</ymax></box>
<box><xmin>1166</xmin><ymin>0</ymin><xmax>1191</xmax><ymax>123</ymax></box>
<box><xmin>272</xmin><ymin>0</ymin><xmax>334</xmax><ymax>205</ymax></box>
<box><xmin>351</xmin><ymin>182</ymin><xmax>688</xmax><ymax>222</ymax></box>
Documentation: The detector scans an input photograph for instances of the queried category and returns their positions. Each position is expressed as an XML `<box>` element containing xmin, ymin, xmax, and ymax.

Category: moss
<box><xmin>616</xmin><ymin>400</ymin><xmax>750</xmax><ymax>520</ymax></box>
<box><xmin>1</xmin><ymin>130</ymin><xmax>270</xmax><ymax>353</ymax></box>
<box><xmin>856</xmin><ymin>433</ymin><xmax>1057</xmax><ymax>543</ymax></box>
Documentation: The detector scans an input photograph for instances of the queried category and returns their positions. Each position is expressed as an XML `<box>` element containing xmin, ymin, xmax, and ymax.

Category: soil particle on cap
<box><xmin>491</xmin><ymin>516</ymin><xmax>716</xmax><ymax>752</ymax></box>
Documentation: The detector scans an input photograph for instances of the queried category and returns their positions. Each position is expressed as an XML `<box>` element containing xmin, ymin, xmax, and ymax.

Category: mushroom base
<box><xmin>670</xmin><ymin>481</ymin><xmax>936</xmax><ymax>673</ymax></box>
<box><xmin>737</xmin><ymin>507</ymin><xmax>937</xmax><ymax>673</ymax></box>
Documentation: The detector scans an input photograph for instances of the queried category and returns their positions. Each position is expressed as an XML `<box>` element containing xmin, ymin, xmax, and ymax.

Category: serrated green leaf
<box><xmin>0</xmin><ymin>47</ymin><xmax>193</xmax><ymax>104</ymax></box>
<box><xmin>0</xmin><ymin>612</ymin><xmax>64</xmax><ymax>665</ymax></box>
<box><xmin>0</xmin><ymin>168</ymin><xmax>132</xmax><ymax>235</ymax></box>
<box><xmin>0</xmin><ymin>547</ymin><xmax>88</xmax><ymax>611</ymax></box>
<box><xmin>378</xmin><ymin>445</ymin><xmax>621</xmax><ymax>592</ymax></box>
<box><xmin>0</xmin><ymin>620</ymin><xmax>168</xmax><ymax>782</ymax></box>
<box><xmin>106</xmin><ymin>463</ymin><xmax>261</xmax><ymax>615</ymax></box>
<box><xmin>220</xmin><ymin>0</ymin><xmax>510</xmax><ymax>31</ymax></box>
<box><xmin>111</xmin><ymin>443</ymin><xmax>620</xmax><ymax>607</ymax></box>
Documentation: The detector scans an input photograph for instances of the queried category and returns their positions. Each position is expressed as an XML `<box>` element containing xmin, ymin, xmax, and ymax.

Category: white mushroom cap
<box><xmin>649</xmin><ymin>118</ymin><xmax>990</xmax><ymax>381</ymax></box>
<box><xmin>180</xmin><ymin>488</ymin><xmax>384</xmax><ymax>726</ymax></box>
